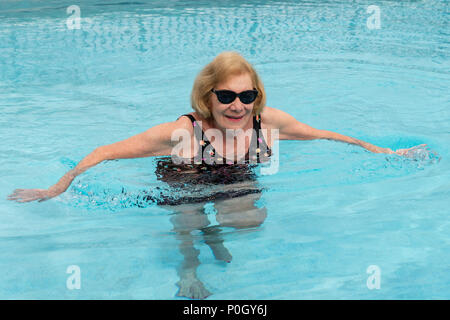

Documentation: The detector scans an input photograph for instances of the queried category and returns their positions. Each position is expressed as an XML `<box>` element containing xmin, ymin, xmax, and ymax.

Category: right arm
<box><xmin>8</xmin><ymin>118</ymin><xmax>192</xmax><ymax>203</ymax></box>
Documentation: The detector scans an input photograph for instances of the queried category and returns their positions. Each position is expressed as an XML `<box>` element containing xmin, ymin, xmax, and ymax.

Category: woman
<box><xmin>7</xmin><ymin>51</ymin><xmax>421</xmax><ymax>203</ymax></box>
<box><xmin>8</xmin><ymin>51</ymin><xmax>424</xmax><ymax>299</ymax></box>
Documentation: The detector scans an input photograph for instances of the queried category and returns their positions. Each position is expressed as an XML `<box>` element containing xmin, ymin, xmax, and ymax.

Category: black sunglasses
<box><xmin>211</xmin><ymin>88</ymin><xmax>258</xmax><ymax>104</ymax></box>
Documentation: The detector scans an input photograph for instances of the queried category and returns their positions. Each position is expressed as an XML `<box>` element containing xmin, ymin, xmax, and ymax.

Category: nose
<box><xmin>229</xmin><ymin>100</ymin><xmax>244</xmax><ymax>112</ymax></box>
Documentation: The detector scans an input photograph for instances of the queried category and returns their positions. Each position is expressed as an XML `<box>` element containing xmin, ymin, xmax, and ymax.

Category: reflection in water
<box><xmin>162</xmin><ymin>191</ymin><xmax>267</xmax><ymax>299</ymax></box>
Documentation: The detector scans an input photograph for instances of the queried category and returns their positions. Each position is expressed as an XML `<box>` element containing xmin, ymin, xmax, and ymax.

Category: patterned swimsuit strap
<box><xmin>253</xmin><ymin>114</ymin><xmax>262</xmax><ymax>148</ymax></box>
<box><xmin>180</xmin><ymin>114</ymin><xmax>203</xmax><ymax>139</ymax></box>
<box><xmin>179</xmin><ymin>114</ymin><xmax>208</xmax><ymax>158</ymax></box>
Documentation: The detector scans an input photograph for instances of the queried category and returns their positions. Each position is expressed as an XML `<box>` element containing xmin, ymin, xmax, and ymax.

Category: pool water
<box><xmin>1</xmin><ymin>0</ymin><xmax>449</xmax><ymax>299</ymax></box>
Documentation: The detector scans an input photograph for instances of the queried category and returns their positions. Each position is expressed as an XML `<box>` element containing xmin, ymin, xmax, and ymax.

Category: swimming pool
<box><xmin>1</xmin><ymin>0</ymin><xmax>449</xmax><ymax>299</ymax></box>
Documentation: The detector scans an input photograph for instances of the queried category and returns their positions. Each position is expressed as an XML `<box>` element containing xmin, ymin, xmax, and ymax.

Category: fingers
<box><xmin>394</xmin><ymin>148</ymin><xmax>407</xmax><ymax>155</ymax></box>
<box><xmin>393</xmin><ymin>143</ymin><xmax>431</xmax><ymax>158</ymax></box>
<box><xmin>395</xmin><ymin>144</ymin><xmax>428</xmax><ymax>154</ymax></box>
<box><xmin>17</xmin><ymin>199</ymin><xmax>34</xmax><ymax>203</ymax></box>
<box><xmin>410</xmin><ymin>144</ymin><xmax>427</xmax><ymax>150</ymax></box>
<box><xmin>7</xmin><ymin>189</ymin><xmax>49</xmax><ymax>203</ymax></box>
<box><xmin>17</xmin><ymin>197</ymin><xmax>42</xmax><ymax>203</ymax></box>
<box><xmin>8</xmin><ymin>191</ymin><xmax>22</xmax><ymax>198</ymax></box>
<box><xmin>15</xmin><ymin>195</ymin><xmax>39</xmax><ymax>202</ymax></box>
<box><xmin>8</xmin><ymin>192</ymin><xmax>25</xmax><ymax>200</ymax></box>
<box><xmin>7</xmin><ymin>193</ymin><xmax>23</xmax><ymax>200</ymax></box>
<box><xmin>15</xmin><ymin>197</ymin><xmax>35</xmax><ymax>203</ymax></box>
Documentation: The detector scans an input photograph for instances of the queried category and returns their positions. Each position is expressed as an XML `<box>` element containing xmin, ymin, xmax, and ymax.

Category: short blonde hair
<box><xmin>191</xmin><ymin>51</ymin><xmax>266</xmax><ymax>119</ymax></box>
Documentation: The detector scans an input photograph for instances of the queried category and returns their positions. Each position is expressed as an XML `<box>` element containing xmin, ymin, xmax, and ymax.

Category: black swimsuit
<box><xmin>180</xmin><ymin>113</ymin><xmax>272</xmax><ymax>165</ymax></box>
<box><xmin>141</xmin><ymin>114</ymin><xmax>272</xmax><ymax>206</ymax></box>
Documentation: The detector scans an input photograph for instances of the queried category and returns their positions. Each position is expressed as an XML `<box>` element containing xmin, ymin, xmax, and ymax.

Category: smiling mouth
<box><xmin>225</xmin><ymin>115</ymin><xmax>244</xmax><ymax>121</ymax></box>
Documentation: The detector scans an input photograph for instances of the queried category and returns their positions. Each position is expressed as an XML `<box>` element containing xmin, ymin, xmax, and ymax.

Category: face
<box><xmin>209</xmin><ymin>73</ymin><xmax>255</xmax><ymax>131</ymax></box>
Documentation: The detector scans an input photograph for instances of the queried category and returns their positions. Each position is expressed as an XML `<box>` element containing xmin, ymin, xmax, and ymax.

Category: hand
<box><xmin>7</xmin><ymin>188</ymin><xmax>59</xmax><ymax>203</ymax></box>
<box><xmin>8</xmin><ymin>171</ymin><xmax>74</xmax><ymax>203</ymax></box>
<box><xmin>393</xmin><ymin>144</ymin><xmax>427</xmax><ymax>157</ymax></box>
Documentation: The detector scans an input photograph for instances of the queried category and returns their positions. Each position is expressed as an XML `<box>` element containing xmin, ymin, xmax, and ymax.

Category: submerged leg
<box><xmin>174</xmin><ymin>232</ymin><xmax>212</xmax><ymax>299</ymax></box>
<box><xmin>201</xmin><ymin>225</ymin><xmax>232</xmax><ymax>263</ymax></box>
<box><xmin>214</xmin><ymin>192</ymin><xmax>267</xmax><ymax>229</ymax></box>
<box><xmin>165</xmin><ymin>202</ymin><xmax>212</xmax><ymax>299</ymax></box>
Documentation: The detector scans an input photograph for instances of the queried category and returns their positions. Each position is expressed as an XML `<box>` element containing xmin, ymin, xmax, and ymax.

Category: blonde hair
<box><xmin>191</xmin><ymin>51</ymin><xmax>266</xmax><ymax>119</ymax></box>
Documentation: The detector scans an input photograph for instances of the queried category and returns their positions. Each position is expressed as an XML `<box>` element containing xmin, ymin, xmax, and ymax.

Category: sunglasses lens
<box><xmin>213</xmin><ymin>89</ymin><xmax>258</xmax><ymax>104</ymax></box>
<box><xmin>216</xmin><ymin>91</ymin><xmax>236</xmax><ymax>104</ymax></box>
<box><xmin>239</xmin><ymin>90</ymin><xmax>257</xmax><ymax>104</ymax></box>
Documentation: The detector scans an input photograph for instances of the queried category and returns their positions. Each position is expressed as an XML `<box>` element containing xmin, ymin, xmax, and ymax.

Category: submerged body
<box><xmin>147</xmin><ymin>113</ymin><xmax>271</xmax><ymax>205</ymax></box>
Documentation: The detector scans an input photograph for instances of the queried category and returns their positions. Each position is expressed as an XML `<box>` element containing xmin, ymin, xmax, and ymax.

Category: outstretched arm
<box><xmin>8</xmin><ymin>119</ymin><xmax>187</xmax><ymax>203</ymax></box>
<box><xmin>268</xmin><ymin>107</ymin><xmax>421</xmax><ymax>154</ymax></box>
<box><xmin>312</xmin><ymin>131</ymin><xmax>394</xmax><ymax>154</ymax></box>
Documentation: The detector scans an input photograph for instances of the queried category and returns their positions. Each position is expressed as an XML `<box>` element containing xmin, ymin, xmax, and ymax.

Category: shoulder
<box><xmin>167</xmin><ymin>111</ymin><xmax>213</xmax><ymax>134</ymax></box>
<box><xmin>151</xmin><ymin>114</ymin><xmax>195</xmax><ymax>142</ymax></box>
<box><xmin>172</xmin><ymin>113</ymin><xmax>195</xmax><ymax>132</ymax></box>
<box><xmin>260</xmin><ymin>106</ymin><xmax>294</xmax><ymax>129</ymax></box>
<box><xmin>178</xmin><ymin>111</ymin><xmax>215</xmax><ymax>130</ymax></box>
<box><xmin>152</xmin><ymin>113</ymin><xmax>196</xmax><ymax>149</ymax></box>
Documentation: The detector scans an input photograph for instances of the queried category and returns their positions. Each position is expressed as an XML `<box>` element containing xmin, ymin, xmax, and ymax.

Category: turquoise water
<box><xmin>1</xmin><ymin>0</ymin><xmax>449</xmax><ymax>299</ymax></box>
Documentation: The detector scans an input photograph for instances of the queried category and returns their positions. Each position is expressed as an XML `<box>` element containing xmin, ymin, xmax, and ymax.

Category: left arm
<box><xmin>267</xmin><ymin>107</ymin><xmax>394</xmax><ymax>154</ymax></box>
<box><xmin>317</xmin><ymin>131</ymin><xmax>393</xmax><ymax>154</ymax></box>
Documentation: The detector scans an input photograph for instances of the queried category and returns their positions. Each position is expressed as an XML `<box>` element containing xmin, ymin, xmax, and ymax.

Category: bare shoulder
<box><xmin>147</xmin><ymin>113</ymin><xmax>195</xmax><ymax>150</ymax></box>
<box><xmin>147</xmin><ymin>113</ymin><xmax>194</xmax><ymax>143</ymax></box>
<box><xmin>171</xmin><ymin>113</ymin><xmax>195</xmax><ymax>133</ymax></box>
<box><xmin>260</xmin><ymin>106</ymin><xmax>292</xmax><ymax>129</ymax></box>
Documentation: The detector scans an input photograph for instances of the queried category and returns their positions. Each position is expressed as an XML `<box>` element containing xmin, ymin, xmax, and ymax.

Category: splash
<box><xmin>400</xmin><ymin>144</ymin><xmax>440</xmax><ymax>162</ymax></box>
